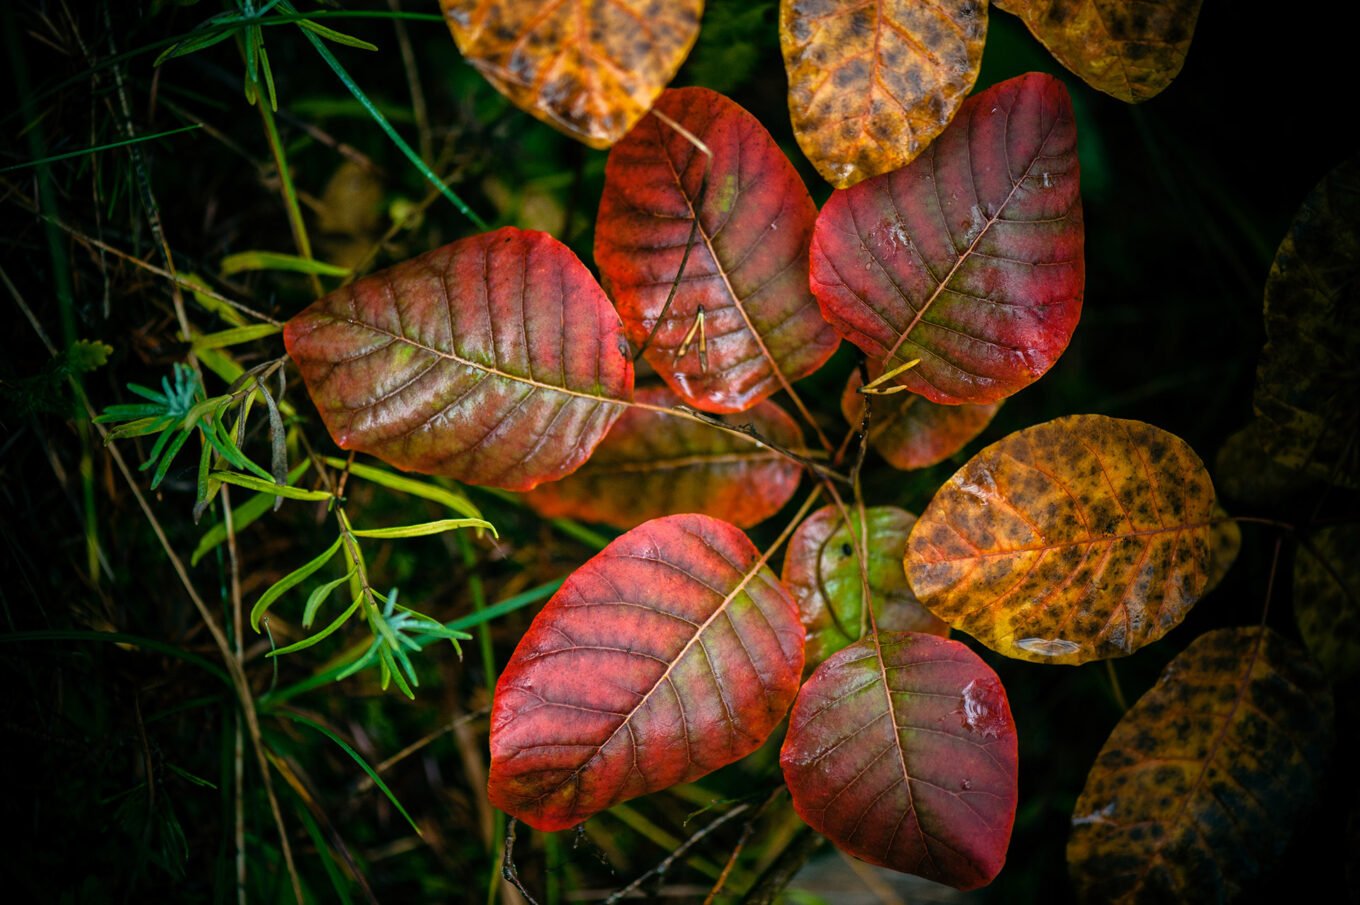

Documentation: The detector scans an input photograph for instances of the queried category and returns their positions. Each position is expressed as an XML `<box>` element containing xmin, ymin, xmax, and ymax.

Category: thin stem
<box><xmin>603</xmin><ymin>802</ymin><xmax>754</xmax><ymax>905</ymax></box>
<box><xmin>1104</xmin><ymin>660</ymin><xmax>1129</xmax><ymax>712</ymax></box>
<box><xmin>257</xmin><ymin>97</ymin><xmax>324</xmax><ymax>297</ymax></box>
<box><xmin>387</xmin><ymin>0</ymin><xmax>433</xmax><ymax>165</ymax></box>
<box><xmin>501</xmin><ymin>818</ymin><xmax>541</xmax><ymax>905</ymax></box>
<box><xmin>650</xmin><ymin>403</ymin><xmax>849</xmax><ymax>485</ymax></box>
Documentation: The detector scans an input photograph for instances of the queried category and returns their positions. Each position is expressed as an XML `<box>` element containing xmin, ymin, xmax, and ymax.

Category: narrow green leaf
<box><xmin>268</xmin><ymin>594</ymin><xmax>362</xmax><ymax>655</ymax></box>
<box><xmin>0</xmin><ymin>123</ymin><xmax>203</xmax><ymax>174</ymax></box>
<box><xmin>190</xmin><ymin>323</ymin><xmax>283</xmax><ymax>350</ymax></box>
<box><xmin>444</xmin><ymin>577</ymin><xmax>565</xmax><ymax>632</ymax></box>
<box><xmin>102</xmin><ymin>416</ymin><xmax>169</xmax><ymax>438</ymax></box>
<box><xmin>150</xmin><ymin>427</ymin><xmax>195</xmax><ymax>489</ymax></box>
<box><xmin>297</xmin><ymin>18</ymin><xmax>379</xmax><ymax>52</ymax></box>
<box><xmin>192</xmin><ymin>460</ymin><xmax>310</xmax><ymax>565</ymax></box>
<box><xmin>321</xmin><ymin>457</ymin><xmax>482</xmax><ymax>519</ymax></box>
<box><xmin>303</xmin><ymin>568</ymin><xmax>357</xmax><ymax>629</ymax></box>
<box><xmin>279</xmin><ymin>712</ymin><xmax>422</xmax><ymax>834</ymax></box>
<box><xmin>155</xmin><ymin>27</ymin><xmax>239</xmax><ymax>65</ymax></box>
<box><xmin>212</xmin><ymin>470</ymin><xmax>332</xmax><ymax>502</ymax></box>
<box><xmin>219</xmin><ymin>249</ymin><xmax>351</xmax><ymax>279</ymax></box>
<box><xmin>350</xmin><ymin>518</ymin><xmax>495</xmax><ymax>540</ymax></box>
<box><xmin>293</xmin><ymin>805</ymin><xmax>354</xmax><ymax>905</ymax></box>
<box><xmin>250</xmin><ymin>535</ymin><xmax>343</xmax><ymax>631</ymax></box>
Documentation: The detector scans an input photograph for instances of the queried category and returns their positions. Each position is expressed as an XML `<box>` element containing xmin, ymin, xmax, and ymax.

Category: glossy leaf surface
<box><xmin>1068</xmin><ymin>627</ymin><xmax>1333</xmax><ymax>903</ymax></box>
<box><xmin>810</xmin><ymin>73</ymin><xmax>1083</xmax><ymax>405</ymax></box>
<box><xmin>1254</xmin><ymin>156</ymin><xmax>1360</xmax><ymax>488</ymax></box>
<box><xmin>998</xmin><ymin>0</ymin><xmax>1202</xmax><ymax>102</ymax></box>
<box><xmin>1295</xmin><ymin>525</ymin><xmax>1360</xmax><ymax>681</ymax></box>
<box><xmin>440</xmin><ymin>0</ymin><xmax>704</xmax><ymax>148</ymax></box>
<box><xmin>842</xmin><ymin>366</ymin><xmax>1001</xmax><ymax>470</ymax></box>
<box><xmin>596</xmin><ymin>86</ymin><xmax>840</xmax><ymax>413</ymax></box>
<box><xmin>285</xmin><ymin>227</ymin><xmax>633</xmax><ymax>491</ymax></box>
<box><xmin>524</xmin><ymin>385</ymin><xmax>803</xmax><ymax>529</ymax></box>
<box><xmin>781</xmin><ymin>632</ymin><xmax>1018</xmax><ymax>889</ymax></box>
<box><xmin>488</xmin><ymin>514</ymin><xmax>804</xmax><ymax>831</ymax></box>
<box><xmin>906</xmin><ymin>415</ymin><xmax>1214</xmax><ymax>665</ymax></box>
<box><xmin>782</xmin><ymin>505</ymin><xmax>947</xmax><ymax>671</ymax></box>
<box><xmin>780</xmin><ymin>0</ymin><xmax>987</xmax><ymax>189</ymax></box>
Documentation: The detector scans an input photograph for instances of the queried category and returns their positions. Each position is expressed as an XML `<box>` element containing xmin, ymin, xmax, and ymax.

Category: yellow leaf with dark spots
<box><xmin>905</xmin><ymin>414</ymin><xmax>1215</xmax><ymax>665</ymax></box>
<box><xmin>441</xmin><ymin>0</ymin><xmax>704</xmax><ymax>149</ymax></box>
<box><xmin>780</xmin><ymin>0</ymin><xmax>987</xmax><ymax>188</ymax></box>
<box><xmin>997</xmin><ymin>0</ymin><xmax>1202</xmax><ymax>102</ymax></box>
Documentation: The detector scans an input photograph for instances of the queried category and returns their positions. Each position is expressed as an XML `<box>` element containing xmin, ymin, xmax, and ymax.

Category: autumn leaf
<box><xmin>524</xmin><ymin>384</ymin><xmax>803</xmax><ymax>529</ymax></box>
<box><xmin>1068</xmin><ymin>627</ymin><xmax>1333</xmax><ymax>903</ymax></box>
<box><xmin>595</xmin><ymin>86</ymin><xmax>840</xmax><ymax>414</ymax></box>
<box><xmin>781</xmin><ymin>632</ymin><xmax>1018</xmax><ymax>890</ymax></box>
<box><xmin>997</xmin><ymin>0</ymin><xmax>1203</xmax><ymax>102</ymax></box>
<box><xmin>780</xmin><ymin>0</ymin><xmax>987</xmax><ymax>189</ymax></box>
<box><xmin>1253</xmin><ymin>156</ymin><xmax>1360</xmax><ymax>488</ymax></box>
<box><xmin>842</xmin><ymin>366</ymin><xmax>1001</xmax><ymax>470</ymax></box>
<box><xmin>1213</xmin><ymin>418</ymin><xmax>1319</xmax><ymax>507</ymax></box>
<box><xmin>1294</xmin><ymin>525</ymin><xmax>1360</xmax><ymax>681</ymax></box>
<box><xmin>284</xmin><ymin>227</ymin><xmax>633</xmax><ymax>491</ymax></box>
<box><xmin>810</xmin><ymin>73</ymin><xmax>1084</xmax><ymax>405</ymax></box>
<box><xmin>488</xmin><ymin>513</ymin><xmax>804</xmax><ymax>831</ymax></box>
<box><xmin>440</xmin><ymin>0</ymin><xmax>705</xmax><ymax>148</ymax></box>
<box><xmin>905</xmin><ymin>414</ymin><xmax>1214</xmax><ymax>665</ymax></box>
<box><xmin>782</xmin><ymin>505</ymin><xmax>947</xmax><ymax>671</ymax></box>
<box><xmin>1202</xmin><ymin>504</ymin><xmax>1238</xmax><ymax>596</ymax></box>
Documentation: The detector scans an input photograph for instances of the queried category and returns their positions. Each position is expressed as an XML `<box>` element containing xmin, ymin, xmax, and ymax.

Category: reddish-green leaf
<box><xmin>595</xmin><ymin>86</ymin><xmax>840</xmax><ymax>413</ymax></box>
<box><xmin>780</xmin><ymin>0</ymin><xmax>988</xmax><ymax>189</ymax></box>
<box><xmin>781</xmin><ymin>632</ymin><xmax>1018</xmax><ymax>890</ymax></box>
<box><xmin>284</xmin><ymin>227</ymin><xmax>633</xmax><ymax>491</ymax></box>
<box><xmin>782</xmin><ymin>505</ymin><xmax>947</xmax><ymax>671</ymax></box>
<box><xmin>842</xmin><ymin>366</ymin><xmax>1002</xmax><ymax>470</ymax></box>
<box><xmin>1068</xmin><ymin>627</ymin><xmax>1333</xmax><ymax>904</ymax></box>
<box><xmin>440</xmin><ymin>0</ymin><xmax>704</xmax><ymax>149</ymax></box>
<box><xmin>524</xmin><ymin>385</ymin><xmax>803</xmax><ymax>529</ymax></box>
<box><xmin>810</xmin><ymin>73</ymin><xmax>1083</xmax><ymax>405</ymax></box>
<box><xmin>997</xmin><ymin>0</ymin><xmax>1202</xmax><ymax>103</ymax></box>
<box><xmin>488</xmin><ymin>513</ymin><xmax>805</xmax><ymax>831</ymax></box>
<box><xmin>906</xmin><ymin>415</ymin><xmax>1215</xmax><ymax>665</ymax></box>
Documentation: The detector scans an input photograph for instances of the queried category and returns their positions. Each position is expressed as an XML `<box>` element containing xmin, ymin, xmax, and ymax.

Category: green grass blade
<box><xmin>321</xmin><ymin>457</ymin><xmax>482</xmax><ymax>519</ymax></box>
<box><xmin>212</xmin><ymin>470</ymin><xmax>332</xmax><ymax>501</ymax></box>
<box><xmin>349</xmin><ymin>518</ymin><xmax>495</xmax><ymax>540</ymax></box>
<box><xmin>297</xmin><ymin>19</ymin><xmax>379</xmax><ymax>52</ymax></box>
<box><xmin>444</xmin><ymin>577</ymin><xmax>565</xmax><ymax>632</ymax></box>
<box><xmin>268</xmin><ymin>594</ymin><xmax>362</xmax><ymax>656</ymax></box>
<box><xmin>280</xmin><ymin>713</ymin><xmax>421</xmax><ymax>834</ymax></box>
<box><xmin>0</xmin><ymin>123</ymin><xmax>203</xmax><ymax>174</ymax></box>
<box><xmin>219</xmin><ymin>250</ymin><xmax>351</xmax><ymax>278</ymax></box>
<box><xmin>189</xmin><ymin>323</ymin><xmax>283</xmax><ymax>350</ymax></box>
<box><xmin>192</xmin><ymin>460</ymin><xmax>310</xmax><ymax>565</ymax></box>
<box><xmin>250</xmin><ymin>535</ymin><xmax>344</xmax><ymax>631</ymax></box>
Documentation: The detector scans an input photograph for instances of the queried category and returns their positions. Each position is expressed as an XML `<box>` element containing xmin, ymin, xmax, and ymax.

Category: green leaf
<box><xmin>211</xmin><ymin>470</ymin><xmax>332</xmax><ymax>502</ymax></box>
<box><xmin>321</xmin><ymin>457</ymin><xmax>482</xmax><ymax>519</ymax></box>
<box><xmin>296</xmin><ymin>18</ymin><xmax>379</xmax><ymax>52</ymax></box>
<box><xmin>279</xmin><ymin>712</ymin><xmax>421</xmax><ymax>834</ymax></box>
<box><xmin>250</xmin><ymin>535</ymin><xmax>344</xmax><ymax>631</ymax></box>
<box><xmin>155</xmin><ymin>25</ymin><xmax>239</xmax><ymax>66</ymax></box>
<box><xmin>219</xmin><ymin>250</ymin><xmax>351</xmax><ymax>278</ymax></box>
<box><xmin>192</xmin><ymin>460</ymin><xmax>311</xmax><ymax>566</ymax></box>
<box><xmin>64</xmin><ymin>339</ymin><xmax>113</xmax><ymax>374</ymax></box>
<box><xmin>349</xmin><ymin>518</ymin><xmax>496</xmax><ymax>540</ymax></box>
<box><xmin>303</xmin><ymin>568</ymin><xmax>357</xmax><ymax>629</ymax></box>
<box><xmin>190</xmin><ymin>323</ymin><xmax>283</xmax><ymax>350</ymax></box>
<box><xmin>150</xmin><ymin>427</ymin><xmax>195</xmax><ymax>489</ymax></box>
<box><xmin>268</xmin><ymin>593</ymin><xmax>362</xmax><ymax>655</ymax></box>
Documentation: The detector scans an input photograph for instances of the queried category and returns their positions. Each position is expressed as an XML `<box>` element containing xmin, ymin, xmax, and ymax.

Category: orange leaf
<box><xmin>441</xmin><ymin>0</ymin><xmax>705</xmax><ymax>148</ymax></box>
<box><xmin>905</xmin><ymin>414</ymin><xmax>1214</xmax><ymax>664</ymax></box>
<box><xmin>780</xmin><ymin>0</ymin><xmax>988</xmax><ymax>188</ymax></box>
<box><xmin>997</xmin><ymin>0</ymin><xmax>1202</xmax><ymax>102</ymax></box>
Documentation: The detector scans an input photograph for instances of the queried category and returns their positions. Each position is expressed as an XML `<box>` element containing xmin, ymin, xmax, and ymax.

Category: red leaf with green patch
<box><xmin>781</xmin><ymin>631</ymin><xmax>1018</xmax><ymax>889</ymax></box>
<box><xmin>284</xmin><ymin>227</ymin><xmax>633</xmax><ymax>491</ymax></box>
<box><xmin>595</xmin><ymin>86</ymin><xmax>840</xmax><ymax>413</ymax></box>
<box><xmin>810</xmin><ymin>72</ymin><xmax>1084</xmax><ymax>405</ymax></box>
<box><xmin>489</xmin><ymin>513</ymin><xmax>805</xmax><ymax>831</ymax></box>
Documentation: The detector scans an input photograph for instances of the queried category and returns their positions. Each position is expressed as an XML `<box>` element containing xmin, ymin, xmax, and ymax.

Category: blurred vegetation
<box><xmin>1</xmin><ymin>1</ymin><xmax>1355</xmax><ymax>902</ymax></box>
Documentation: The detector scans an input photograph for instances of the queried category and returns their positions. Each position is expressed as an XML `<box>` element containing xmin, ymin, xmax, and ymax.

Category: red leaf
<box><xmin>284</xmin><ymin>227</ymin><xmax>633</xmax><ymax>491</ymax></box>
<box><xmin>489</xmin><ymin>513</ymin><xmax>805</xmax><ymax>831</ymax></box>
<box><xmin>595</xmin><ymin>86</ymin><xmax>840</xmax><ymax>413</ymax></box>
<box><xmin>524</xmin><ymin>385</ymin><xmax>803</xmax><ymax>529</ymax></box>
<box><xmin>810</xmin><ymin>73</ymin><xmax>1084</xmax><ymax>405</ymax></box>
<box><xmin>781</xmin><ymin>632</ymin><xmax>1018</xmax><ymax>890</ymax></box>
<box><xmin>842</xmin><ymin>366</ymin><xmax>1002</xmax><ymax>470</ymax></box>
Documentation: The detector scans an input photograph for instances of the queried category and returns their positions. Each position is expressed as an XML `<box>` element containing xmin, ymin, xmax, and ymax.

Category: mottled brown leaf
<box><xmin>285</xmin><ymin>227</ymin><xmax>633</xmax><ymax>491</ymax></box>
<box><xmin>1068</xmin><ymin>627</ymin><xmax>1333</xmax><ymax>903</ymax></box>
<box><xmin>780</xmin><ymin>0</ymin><xmax>987</xmax><ymax>188</ymax></box>
<box><xmin>488</xmin><ymin>514</ymin><xmax>804</xmax><ymax>830</ymax></box>
<box><xmin>1254</xmin><ymin>156</ymin><xmax>1360</xmax><ymax>488</ymax></box>
<box><xmin>524</xmin><ymin>385</ymin><xmax>803</xmax><ymax>529</ymax></box>
<box><xmin>1213</xmin><ymin>419</ymin><xmax>1319</xmax><ymax>507</ymax></box>
<box><xmin>842</xmin><ymin>366</ymin><xmax>1002</xmax><ymax>470</ymax></box>
<box><xmin>1295</xmin><ymin>525</ymin><xmax>1360</xmax><ymax>681</ymax></box>
<box><xmin>440</xmin><ymin>0</ymin><xmax>704</xmax><ymax>148</ymax></box>
<box><xmin>906</xmin><ymin>415</ymin><xmax>1214</xmax><ymax>665</ymax></box>
<box><xmin>782</xmin><ymin>505</ymin><xmax>947</xmax><ymax>672</ymax></box>
<box><xmin>1203</xmin><ymin>504</ymin><xmax>1238</xmax><ymax>596</ymax></box>
<box><xmin>997</xmin><ymin>0</ymin><xmax>1202</xmax><ymax>102</ymax></box>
